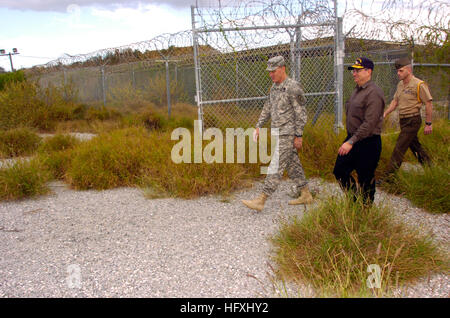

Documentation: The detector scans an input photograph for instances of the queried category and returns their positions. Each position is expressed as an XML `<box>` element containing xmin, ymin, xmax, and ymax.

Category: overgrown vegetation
<box><xmin>0</xmin><ymin>128</ymin><xmax>42</xmax><ymax>158</ymax></box>
<box><xmin>0</xmin><ymin>159</ymin><xmax>51</xmax><ymax>201</ymax></box>
<box><xmin>0</xmin><ymin>80</ymin><xmax>82</xmax><ymax>131</ymax></box>
<box><xmin>37</xmin><ymin>134</ymin><xmax>80</xmax><ymax>154</ymax></box>
<box><xmin>271</xmin><ymin>194</ymin><xmax>447</xmax><ymax>297</ymax></box>
<box><xmin>64</xmin><ymin>127</ymin><xmax>259</xmax><ymax>198</ymax></box>
<box><xmin>0</xmin><ymin>70</ymin><xmax>25</xmax><ymax>91</ymax></box>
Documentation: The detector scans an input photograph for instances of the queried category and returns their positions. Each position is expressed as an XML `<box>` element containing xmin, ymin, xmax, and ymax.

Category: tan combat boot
<box><xmin>288</xmin><ymin>186</ymin><xmax>313</xmax><ymax>205</ymax></box>
<box><xmin>242</xmin><ymin>193</ymin><xmax>268</xmax><ymax>212</ymax></box>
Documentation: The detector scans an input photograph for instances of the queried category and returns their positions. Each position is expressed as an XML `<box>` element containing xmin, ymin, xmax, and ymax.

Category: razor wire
<box><xmin>341</xmin><ymin>0</ymin><xmax>449</xmax><ymax>117</ymax></box>
<box><xmin>25</xmin><ymin>0</ymin><xmax>448</xmax><ymax>124</ymax></box>
<box><xmin>192</xmin><ymin>0</ymin><xmax>340</xmax><ymax>130</ymax></box>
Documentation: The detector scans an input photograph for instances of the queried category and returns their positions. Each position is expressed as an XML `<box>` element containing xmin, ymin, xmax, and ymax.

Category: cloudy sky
<box><xmin>0</xmin><ymin>1</ymin><xmax>195</xmax><ymax>71</ymax></box>
<box><xmin>1</xmin><ymin>1</ymin><xmax>443</xmax><ymax>71</ymax></box>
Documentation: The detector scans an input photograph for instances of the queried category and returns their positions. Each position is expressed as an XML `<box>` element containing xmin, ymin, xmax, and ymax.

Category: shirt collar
<box><xmin>356</xmin><ymin>79</ymin><xmax>372</xmax><ymax>90</ymax></box>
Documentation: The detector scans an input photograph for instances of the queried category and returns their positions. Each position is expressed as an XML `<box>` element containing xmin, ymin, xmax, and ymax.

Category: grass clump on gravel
<box><xmin>0</xmin><ymin>159</ymin><xmax>51</xmax><ymax>201</ymax></box>
<box><xmin>271</xmin><ymin>195</ymin><xmax>447</xmax><ymax>297</ymax></box>
<box><xmin>380</xmin><ymin>165</ymin><xmax>450</xmax><ymax>214</ymax></box>
<box><xmin>66</xmin><ymin>127</ymin><xmax>155</xmax><ymax>190</ymax></box>
<box><xmin>65</xmin><ymin>127</ymin><xmax>258</xmax><ymax>198</ymax></box>
<box><xmin>38</xmin><ymin>134</ymin><xmax>80</xmax><ymax>154</ymax></box>
<box><xmin>0</xmin><ymin>128</ymin><xmax>42</xmax><ymax>158</ymax></box>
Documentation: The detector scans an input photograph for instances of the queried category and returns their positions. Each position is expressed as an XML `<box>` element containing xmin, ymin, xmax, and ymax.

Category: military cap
<box><xmin>348</xmin><ymin>57</ymin><xmax>374</xmax><ymax>70</ymax></box>
<box><xmin>394</xmin><ymin>57</ymin><xmax>411</xmax><ymax>69</ymax></box>
<box><xmin>266</xmin><ymin>56</ymin><xmax>286</xmax><ymax>71</ymax></box>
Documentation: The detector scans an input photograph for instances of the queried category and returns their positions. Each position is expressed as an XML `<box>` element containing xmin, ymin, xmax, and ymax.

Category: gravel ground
<box><xmin>37</xmin><ymin>132</ymin><xmax>97</xmax><ymax>141</ymax></box>
<box><xmin>0</xmin><ymin>175</ymin><xmax>448</xmax><ymax>298</ymax></box>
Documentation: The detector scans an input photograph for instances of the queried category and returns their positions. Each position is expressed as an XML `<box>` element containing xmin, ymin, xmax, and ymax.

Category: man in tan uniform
<box><xmin>382</xmin><ymin>57</ymin><xmax>433</xmax><ymax>177</ymax></box>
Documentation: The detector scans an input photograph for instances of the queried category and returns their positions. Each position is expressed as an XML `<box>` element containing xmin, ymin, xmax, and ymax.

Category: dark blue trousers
<box><xmin>333</xmin><ymin>134</ymin><xmax>382</xmax><ymax>204</ymax></box>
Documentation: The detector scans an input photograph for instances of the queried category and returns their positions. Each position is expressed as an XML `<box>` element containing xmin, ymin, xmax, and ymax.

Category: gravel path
<box><xmin>0</xmin><ymin>176</ymin><xmax>448</xmax><ymax>298</ymax></box>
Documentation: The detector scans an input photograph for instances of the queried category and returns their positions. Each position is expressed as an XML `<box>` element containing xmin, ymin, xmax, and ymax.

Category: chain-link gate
<box><xmin>191</xmin><ymin>0</ymin><xmax>344</xmax><ymax>133</ymax></box>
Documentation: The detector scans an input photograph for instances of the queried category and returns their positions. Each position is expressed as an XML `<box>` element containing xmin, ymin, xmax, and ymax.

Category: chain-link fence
<box><xmin>192</xmin><ymin>0</ymin><xmax>341</xmax><ymax>131</ymax></box>
<box><xmin>25</xmin><ymin>0</ymin><xmax>449</xmax><ymax>130</ymax></box>
<box><xmin>30</xmin><ymin>53</ymin><xmax>197</xmax><ymax>114</ymax></box>
<box><xmin>344</xmin><ymin>42</ymin><xmax>450</xmax><ymax>126</ymax></box>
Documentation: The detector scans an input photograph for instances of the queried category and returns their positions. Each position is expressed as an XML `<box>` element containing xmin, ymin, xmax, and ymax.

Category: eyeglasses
<box><xmin>351</xmin><ymin>68</ymin><xmax>367</xmax><ymax>74</ymax></box>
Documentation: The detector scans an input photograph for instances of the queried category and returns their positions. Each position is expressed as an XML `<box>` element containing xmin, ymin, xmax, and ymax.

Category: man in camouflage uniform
<box><xmin>242</xmin><ymin>56</ymin><xmax>313</xmax><ymax>212</ymax></box>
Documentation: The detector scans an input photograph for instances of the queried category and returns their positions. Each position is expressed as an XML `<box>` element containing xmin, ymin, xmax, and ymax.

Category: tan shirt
<box><xmin>393</xmin><ymin>75</ymin><xmax>433</xmax><ymax>117</ymax></box>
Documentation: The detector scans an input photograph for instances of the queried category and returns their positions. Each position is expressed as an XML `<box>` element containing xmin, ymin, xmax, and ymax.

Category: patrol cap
<box><xmin>266</xmin><ymin>56</ymin><xmax>286</xmax><ymax>71</ymax></box>
<box><xmin>394</xmin><ymin>57</ymin><xmax>411</xmax><ymax>69</ymax></box>
<box><xmin>348</xmin><ymin>57</ymin><xmax>374</xmax><ymax>70</ymax></box>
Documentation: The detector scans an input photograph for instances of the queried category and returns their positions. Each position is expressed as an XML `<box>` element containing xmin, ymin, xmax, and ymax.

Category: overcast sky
<box><xmin>0</xmin><ymin>0</ymin><xmax>190</xmax><ymax>11</ymax></box>
<box><xmin>0</xmin><ymin>1</ymin><xmax>195</xmax><ymax>71</ymax></box>
<box><xmin>0</xmin><ymin>1</ymin><xmax>445</xmax><ymax>71</ymax></box>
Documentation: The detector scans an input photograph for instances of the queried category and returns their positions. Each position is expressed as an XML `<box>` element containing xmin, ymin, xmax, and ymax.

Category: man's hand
<box><xmin>253</xmin><ymin>127</ymin><xmax>259</xmax><ymax>142</ymax></box>
<box><xmin>424</xmin><ymin>124</ymin><xmax>432</xmax><ymax>135</ymax></box>
<box><xmin>338</xmin><ymin>142</ymin><xmax>353</xmax><ymax>156</ymax></box>
<box><xmin>294</xmin><ymin>137</ymin><xmax>303</xmax><ymax>150</ymax></box>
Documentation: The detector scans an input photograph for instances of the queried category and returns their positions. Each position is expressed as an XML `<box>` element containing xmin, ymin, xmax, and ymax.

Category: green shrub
<box><xmin>85</xmin><ymin>106</ymin><xmax>122</xmax><ymax>122</ymax></box>
<box><xmin>0</xmin><ymin>159</ymin><xmax>50</xmax><ymax>201</ymax></box>
<box><xmin>0</xmin><ymin>81</ymin><xmax>45</xmax><ymax>130</ymax></box>
<box><xmin>0</xmin><ymin>128</ymin><xmax>42</xmax><ymax>158</ymax></box>
<box><xmin>38</xmin><ymin>134</ymin><xmax>80</xmax><ymax>154</ymax></box>
<box><xmin>0</xmin><ymin>80</ymin><xmax>87</xmax><ymax>131</ymax></box>
<box><xmin>66</xmin><ymin>128</ymin><xmax>155</xmax><ymax>190</ymax></box>
<box><xmin>39</xmin><ymin>150</ymin><xmax>73</xmax><ymax>180</ymax></box>
<box><xmin>0</xmin><ymin>70</ymin><xmax>25</xmax><ymax>91</ymax></box>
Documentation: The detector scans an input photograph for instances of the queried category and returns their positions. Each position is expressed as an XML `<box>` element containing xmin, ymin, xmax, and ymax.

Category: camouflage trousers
<box><xmin>262</xmin><ymin>135</ymin><xmax>308</xmax><ymax>196</ymax></box>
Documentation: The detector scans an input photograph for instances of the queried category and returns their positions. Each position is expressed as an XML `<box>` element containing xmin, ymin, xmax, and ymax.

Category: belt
<box><xmin>399</xmin><ymin>113</ymin><xmax>420</xmax><ymax>119</ymax></box>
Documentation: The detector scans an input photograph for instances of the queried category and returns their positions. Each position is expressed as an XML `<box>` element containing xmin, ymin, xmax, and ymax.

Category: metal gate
<box><xmin>191</xmin><ymin>0</ymin><xmax>344</xmax><ymax>133</ymax></box>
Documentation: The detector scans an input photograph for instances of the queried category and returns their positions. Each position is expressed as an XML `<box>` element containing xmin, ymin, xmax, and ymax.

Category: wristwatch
<box><xmin>425</xmin><ymin>122</ymin><xmax>432</xmax><ymax>126</ymax></box>
<box><xmin>347</xmin><ymin>140</ymin><xmax>354</xmax><ymax>145</ymax></box>
<box><xmin>295</xmin><ymin>134</ymin><xmax>302</xmax><ymax>138</ymax></box>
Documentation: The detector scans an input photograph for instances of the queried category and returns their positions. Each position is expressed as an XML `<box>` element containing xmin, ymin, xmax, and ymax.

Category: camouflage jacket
<box><xmin>256</xmin><ymin>77</ymin><xmax>307</xmax><ymax>136</ymax></box>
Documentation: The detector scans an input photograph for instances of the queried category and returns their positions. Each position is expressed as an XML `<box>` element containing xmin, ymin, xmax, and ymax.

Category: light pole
<box><xmin>0</xmin><ymin>48</ymin><xmax>20</xmax><ymax>72</ymax></box>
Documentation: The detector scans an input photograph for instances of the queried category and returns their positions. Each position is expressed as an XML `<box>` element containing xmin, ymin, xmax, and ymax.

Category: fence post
<box><xmin>63</xmin><ymin>68</ymin><xmax>67</xmax><ymax>101</ymax></box>
<box><xmin>334</xmin><ymin>16</ymin><xmax>344</xmax><ymax>132</ymax></box>
<box><xmin>294</xmin><ymin>15</ymin><xmax>302</xmax><ymax>81</ymax></box>
<box><xmin>448</xmin><ymin>85</ymin><xmax>450</xmax><ymax>121</ymax></box>
<box><xmin>100</xmin><ymin>66</ymin><xmax>107</xmax><ymax>106</ymax></box>
<box><xmin>130</xmin><ymin>64</ymin><xmax>136</xmax><ymax>90</ymax></box>
<box><xmin>191</xmin><ymin>5</ymin><xmax>203</xmax><ymax>135</ymax></box>
<box><xmin>289</xmin><ymin>34</ymin><xmax>296</xmax><ymax>79</ymax></box>
<box><xmin>165</xmin><ymin>59</ymin><xmax>171</xmax><ymax>118</ymax></box>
